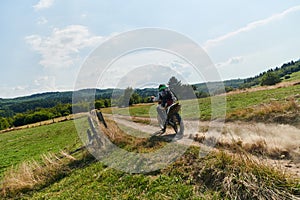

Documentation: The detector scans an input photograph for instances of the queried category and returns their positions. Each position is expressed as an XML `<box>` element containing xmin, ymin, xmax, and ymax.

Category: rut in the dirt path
<box><xmin>108</xmin><ymin>114</ymin><xmax>300</xmax><ymax>177</ymax></box>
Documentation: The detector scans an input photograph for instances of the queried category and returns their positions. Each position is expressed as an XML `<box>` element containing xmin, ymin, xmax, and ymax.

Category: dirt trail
<box><xmin>107</xmin><ymin>114</ymin><xmax>300</xmax><ymax>177</ymax></box>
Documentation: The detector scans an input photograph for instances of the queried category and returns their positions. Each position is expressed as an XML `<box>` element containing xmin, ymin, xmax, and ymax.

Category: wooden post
<box><xmin>96</xmin><ymin>111</ymin><xmax>108</xmax><ymax>128</ymax></box>
<box><xmin>87</xmin><ymin>117</ymin><xmax>97</xmax><ymax>134</ymax></box>
<box><xmin>87</xmin><ymin>129</ymin><xmax>93</xmax><ymax>143</ymax></box>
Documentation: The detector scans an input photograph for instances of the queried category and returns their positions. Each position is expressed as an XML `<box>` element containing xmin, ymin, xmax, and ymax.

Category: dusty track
<box><xmin>107</xmin><ymin>114</ymin><xmax>300</xmax><ymax>177</ymax></box>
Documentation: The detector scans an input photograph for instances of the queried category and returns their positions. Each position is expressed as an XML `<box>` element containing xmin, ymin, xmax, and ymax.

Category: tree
<box><xmin>168</xmin><ymin>77</ymin><xmax>198</xmax><ymax>99</ymax></box>
<box><xmin>118</xmin><ymin>87</ymin><xmax>134</xmax><ymax>107</ymax></box>
<box><xmin>104</xmin><ymin>99</ymin><xmax>111</xmax><ymax>107</ymax></box>
<box><xmin>130</xmin><ymin>93</ymin><xmax>141</xmax><ymax>104</ymax></box>
<box><xmin>51</xmin><ymin>103</ymin><xmax>71</xmax><ymax>116</ymax></box>
<box><xmin>24</xmin><ymin>111</ymin><xmax>54</xmax><ymax>125</ymax></box>
<box><xmin>168</xmin><ymin>76</ymin><xmax>182</xmax><ymax>95</ymax></box>
<box><xmin>72</xmin><ymin>102</ymin><xmax>90</xmax><ymax>113</ymax></box>
<box><xmin>0</xmin><ymin>117</ymin><xmax>10</xmax><ymax>130</ymax></box>
<box><xmin>195</xmin><ymin>91</ymin><xmax>209</xmax><ymax>98</ymax></box>
<box><xmin>191</xmin><ymin>85</ymin><xmax>197</xmax><ymax>91</ymax></box>
<box><xmin>225</xmin><ymin>86</ymin><xmax>234</xmax><ymax>93</ymax></box>
<box><xmin>261</xmin><ymin>72</ymin><xmax>281</xmax><ymax>86</ymax></box>
<box><xmin>95</xmin><ymin>100</ymin><xmax>105</xmax><ymax>109</ymax></box>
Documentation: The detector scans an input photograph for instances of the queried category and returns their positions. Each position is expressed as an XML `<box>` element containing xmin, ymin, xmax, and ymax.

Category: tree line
<box><xmin>1</xmin><ymin>59</ymin><xmax>299</xmax><ymax>130</ymax></box>
<box><xmin>242</xmin><ymin>60</ymin><xmax>300</xmax><ymax>88</ymax></box>
<box><xmin>1</xmin><ymin>103</ymin><xmax>72</xmax><ymax>128</ymax></box>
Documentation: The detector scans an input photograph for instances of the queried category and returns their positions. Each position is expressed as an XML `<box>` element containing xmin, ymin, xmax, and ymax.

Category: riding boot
<box><xmin>161</xmin><ymin>121</ymin><xmax>167</xmax><ymax>133</ymax></box>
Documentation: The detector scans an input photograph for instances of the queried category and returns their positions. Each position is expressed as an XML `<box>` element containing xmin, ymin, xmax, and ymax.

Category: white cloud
<box><xmin>33</xmin><ymin>0</ymin><xmax>54</xmax><ymax>11</ymax></box>
<box><xmin>34</xmin><ymin>76</ymin><xmax>56</xmax><ymax>90</ymax></box>
<box><xmin>25</xmin><ymin>25</ymin><xmax>103</xmax><ymax>69</ymax></box>
<box><xmin>1</xmin><ymin>76</ymin><xmax>59</xmax><ymax>98</ymax></box>
<box><xmin>13</xmin><ymin>86</ymin><xmax>27</xmax><ymax>91</ymax></box>
<box><xmin>0</xmin><ymin>78</ymin><xmax>57</xmax><ymax>98</ymax></box>
<box><xmin>81</xmin><ymin>14</ymin><xmax>87</xmax><ymax>19</ymax></box>
<box><xmin>216</xmin><ymin>56</ymin><xmax>243</xmax><ymax>68</ymax></box>
<box><xmin>0</xmin><ymin>85</ymin><xmax>29</xmax><ymax>98</ymax></box>
<box><xmin>37</xmin><ymin>17</ymin><xmax>48</xmax><ymax>25</ymax></box>
<box><xmin>204</xmin><ymin>5</ymin><xmax>300</xmax><ymax>50</ymax></box>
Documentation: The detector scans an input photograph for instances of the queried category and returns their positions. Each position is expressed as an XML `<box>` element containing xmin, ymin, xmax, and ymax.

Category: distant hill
<box><xmin>194</xmin><ymin>79</ymin><xmax>245</xmax><ymax>95</ymax></box>
<box><xmin>241</xmin><ymin>60</ymin><xmax>300</xmax><ymax>88</ymax></box>
<box><xmin>194</xmin><ymin>59</ymin><xmax>300</xmax><ymax>95</ymax></box>
<box><xmin>0</xmin><ymin>88</ymin><xmax>158</xmax><ymax>118</ymax></box>
<box><xmin>0</xmin><ymin>58</ymin><xmax>299</xmax><ymax>118</ymax></box>
<box><xmin>0</xmin><ymin>91</ymin><xmax>72</xmax><ymax>117</ymax></box>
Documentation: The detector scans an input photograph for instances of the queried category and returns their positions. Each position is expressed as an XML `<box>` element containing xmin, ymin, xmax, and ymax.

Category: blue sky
<box><xmin>1</xmin><ymin>0</ymin><xmax>300</xmax><ymax>98</ymax></box>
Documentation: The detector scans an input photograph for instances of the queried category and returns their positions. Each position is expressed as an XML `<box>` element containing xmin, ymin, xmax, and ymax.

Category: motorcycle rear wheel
<box><xmin>171</xmin><ymin>113</ymin><xmax>184</xmax><ymax>135</ymax></box>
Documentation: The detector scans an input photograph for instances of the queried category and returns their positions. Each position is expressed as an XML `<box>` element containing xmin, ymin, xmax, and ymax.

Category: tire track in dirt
<box><xmin>106</xmin><ymin>114</ymin><xmax>300</xmax><ymax>177</ymax></box>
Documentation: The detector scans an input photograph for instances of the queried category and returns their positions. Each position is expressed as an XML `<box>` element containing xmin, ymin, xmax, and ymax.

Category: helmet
<box><xmin>158</xmin><ymin>84</ymin><xmax>167</xmax><ymax>91</ymax></box>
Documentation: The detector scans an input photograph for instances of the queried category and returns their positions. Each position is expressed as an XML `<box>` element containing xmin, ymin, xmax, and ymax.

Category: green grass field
<box><xmin>0</xmin><ymin>111</ymin><xmax>299</xmax><ymax>199</ymax></box>
<box><xmin>283</xmin><ymin>71</ymin><xmax>300</xmax><ymax>82</ymax></box>
<box><xmin>1</xmin><ymin>76</ymin><xmax>300</xmax><ymax>199</ymax></box>
<box><xmin>27</xmin><ymin>161</ymin><xmax>198</xmax><ymax>200</ymax></box>
<box><xmin>102</xmin><ymin>83</ymin><xmax>300</xmax><ymax>121</ymax></box>
<box><xmin>0</xmin><ymin>119</ymin><xmax>84</xmax><ymax>179</ymax></box>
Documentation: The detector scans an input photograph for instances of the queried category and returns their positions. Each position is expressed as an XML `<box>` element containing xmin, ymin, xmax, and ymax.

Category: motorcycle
<box><xmin>155</xmin><ymin>102</ymin><xmax>184</xmax><ymax>138</ymax></box>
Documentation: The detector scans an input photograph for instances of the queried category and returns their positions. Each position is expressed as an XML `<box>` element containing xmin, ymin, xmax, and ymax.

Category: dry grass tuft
<box><xmin>193</xmin><ymin>134</ymin><xmax>293</xmax><ymax>161</ymax></box>
<box><xmin>0</xmin><ymin>151</ymin><xmax>76</xmax><ymax>198</ymax></box>
<box><xmin>242</xmin><ymin>139</ymin><xmax>292</xmax><ymax>159</ymax></box>
<box><xmin>164</xmin><ymin>147</ymin><xmax>300</xmax><ymax>199</ymax></box>
<box><xmin>193</xmin><ymin>133</ymin><xmax>205</xmax><ymax>143</ymax></box>
<box><xmin>98</xmin><ymin>119</ymin><xmax>167</xmax><ymax>153</ymax></box>
<box><xmin>131</xmin><ymin>117</ymin><xmax>151</xmax><ymax>125</ymax></box>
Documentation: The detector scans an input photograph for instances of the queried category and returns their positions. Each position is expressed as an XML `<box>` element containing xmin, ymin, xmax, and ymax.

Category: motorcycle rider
<box><xmin>151</xmin><ymin>84</ymin><xmax>177</xmax><ymax>132</ymax></box>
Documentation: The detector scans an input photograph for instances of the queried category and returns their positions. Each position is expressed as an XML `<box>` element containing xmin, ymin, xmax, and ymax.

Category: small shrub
<box><xmin>261</xmin><ymin>72</ymin><xmax>281</xmax><ymax>86</ymax></box>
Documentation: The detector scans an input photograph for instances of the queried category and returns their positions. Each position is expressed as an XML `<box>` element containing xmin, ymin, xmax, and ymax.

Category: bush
<box><xmin>261</xmin><ymin>72</ymin><xmax>281</xmax><ymax>86</ymax></box>
<box><xmin>13</xmin><ymin>113</ymin><xmax>26</xmax><ymax>127</ymax></box>
<box><xmin>24</xmin><ymin>111</ymin><xmax>54</xmax><ymax>125</ymax></box>
<box><xmin>225</xmin><ymin>86</ymin><xmax>234</xmax><ymax>93</ymax></box>
<box><xmin>285</xmin><ymin>75</ymin><xmax>291</xmax><ymax>79</ymax></box>
<box><xmin>0</xmin><ymin>117</ymin><xmax>10</xmax><ymax>130</ymax></box>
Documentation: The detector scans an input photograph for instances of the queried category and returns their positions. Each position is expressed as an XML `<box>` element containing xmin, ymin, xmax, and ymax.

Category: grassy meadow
<box><xmin>102</xmin><ymin>83</ymin><xmax>300</xmax><ymax>123</ymax></box>
<box><xmin>0</xmin><ymin>118</ymin><xmax>299</xmax><ymax>199</ymax></box>
<box><xmin>0</xmin><ymin>119</ymin><xmax>85</xmax><ymax>179</ymax></box>
<box><xmin>0</xmin><ymin>73</ymin><xmax>299</xmax><ymax>199</ymax></box>
<box><xmin>283</xmin><ymin>71</ymin><xmax>300</xmax><ymax>82</ymax></box>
